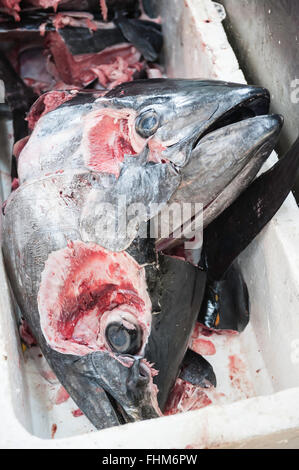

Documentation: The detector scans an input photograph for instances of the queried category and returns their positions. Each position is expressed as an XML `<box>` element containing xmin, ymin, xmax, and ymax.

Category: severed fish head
<box><xmin>18</xmin><ymin>79</ymin><xmax>282</xmax><ymax>248</ymax></box>
<box><xmin>2</xmin><ymin>79</ymin><xmax>283</xmax><ymax>428</ymax></box>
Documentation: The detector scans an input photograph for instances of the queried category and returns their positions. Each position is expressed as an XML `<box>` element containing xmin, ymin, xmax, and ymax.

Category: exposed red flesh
<box><xmin>26</xmin><ymin>0</ymin><xmax>61</xmax><ymax>10</ymax></box>
<box><xmin>19</xmin><ymin>319</ymin><xmax>37</xmax><ymax>346</ymax></box>
<box><xmin>164</xmin><ymin>378</ymin><xmax>212</xmax><ymax>416</ymax></box>
<box><xmin>0</xmin><ymin>0</ymin><xmax>20</xmax><ymax>9</ymax></box>
<box><xmin>81</xmin><ymin>107</ymin><xmax>147</xmax><ymax>177</ymax></box>
<box><xmin>46</xmin><ymin>32</ymin><xmax>143</xmax><ymax>89</ymax></box>
<box><xmin>0</xmin><ymin>0</ymin><xmax>21</xmax><ymax>21</ymax></box>
<box><xmin>99</xmin><ymin>0</ymin><xmax>108</xmax><ymax>22</ymax></box>
<box><xmin>52</xmin><ymin>12</ymin><xmax>98</xmax><ymax>32</ymax></box>
<box><xmin>55</xmin><ymin>385</ymin><xmax>70</xmax><ymax>404</ymax></box>
<box><xmin>10</xmin><ymin>30</ymin><xmax>146</xmax><ymax>96</ymax></box>
<box><xmin>191</xmin><ymin>338</ymin><xmax>216</xmax><ymax>356</ymax></box>
<box><xmin>85</xmin><ymin>111</ymin><xmax>137</xmax><ymax>176</ymax></box>
<box><xmin>11</xmin><ymin>177</ymin><xmax>19</xmax><ymax>191</ymax></box>
<box><xmin>51</xmin><ymin>423</ymin><xmax>57</xmax><ymax>438</ymax></box>
<box><xmin>26</xmin><ymin>90</ymin><xmax>78</xmax><ymax>130</ymax></box>
<box><xmin>38</xmin><ymin>240</ymin><xmax>152</xmax><ymax>356</ymax></box>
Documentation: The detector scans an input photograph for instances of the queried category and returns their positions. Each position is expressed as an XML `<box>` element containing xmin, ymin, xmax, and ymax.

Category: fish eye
<box><xmin>135</xmin><ymin>109</ymin><xmax>160</xmax><ymax>138</ymax></box>
<box><xmin>105</xmin><ymin>321</ymin><xmax>142</xmax><ymax>355</ymax></box>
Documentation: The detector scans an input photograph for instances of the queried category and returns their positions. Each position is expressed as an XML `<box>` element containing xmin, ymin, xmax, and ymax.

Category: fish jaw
<box><xmin>88</xmin><ymin>352</ymin><xmax>161</xmax><ymax>422</ymax></box>
<box><xmin>156</xmin><ymin>114</ymin><xmax>283</xmax><ymax>248</ymax></box>
<box><xmin>49</xmin><ymin>349</ymin><xmax>161</xmax><ymax>428</ymax></box>
<box><xmin>170</xmin><ymin>114</ymin><xmax>283</xmax><ymax>229</ymax></box>
<box><xmin>200</xmin><ymin>114</ymin><xmax>283</xmax><ymax>227</ymax></box>
<box><xmin>202</xmin><ymin>135</ymin><xmax>299</xmax><ymax>281</ymax></box>
<box><xmin>175</xmin><ymin>114</ymin><xmax>283</xmax><ymax>204</ymax></box>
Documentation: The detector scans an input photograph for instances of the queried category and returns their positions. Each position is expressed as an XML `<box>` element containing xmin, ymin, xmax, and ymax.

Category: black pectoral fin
<box><xmin>198</xmin><ymin>262</ymin><xmax>250</xmax><ymax>333</ymax></box>
<box><xmin>203</xmin><ymin>136</ymin><xmax>299</xmax><ymax>281</ymax></box>
<box><xmin>50</xmin><ymin>352</ymin><xmax>121</xmax><ymax>430</ymax></box>
<box><xmin>115</xmin><ymin>16</ymin><xmax>163</xmax><ymax>62</ymax></box>
<box><xmin>179</xmin><ymin>349</ymin><xmax>217</xmax><ymax>389</ymax></box>
<box><xmin>58</xmin><ymin>24</ymin><xmax>126</xmax><ymax>56</ymax></box>
<box><xmin>145</xmin><ymin>254</ymin><xmax>207</xmax><ymax>411</ymax></box>
<box><xmin>142</xmin><ymin>0</ymin><xmax>160</xmax><ymax>18</ymax></box>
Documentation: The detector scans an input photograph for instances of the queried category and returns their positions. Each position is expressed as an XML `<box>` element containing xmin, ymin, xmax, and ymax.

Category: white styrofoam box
<box><xmin>1</xmin><ymin>0</ymin><xmax>299</xmax><ymax>449</ymax></box>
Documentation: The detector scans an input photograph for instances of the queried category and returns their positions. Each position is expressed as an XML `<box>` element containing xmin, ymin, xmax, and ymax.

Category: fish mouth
<box><xmin>190</xmin><ymin>92</ymin><xmax>270</xmax><ymax>153</ymax></box>
<box><xmin>106</xmin><ymin>79</ymin><xmax>271</xmax><ymax>168</ymax></box>
<box><xmin>50</xmin><ymin>348</ymin><xmax>161</xmax><ymax>429</ymax></box>
<box><xmin>74</xmin><ymin>350</ymin><xmax>161</xmax><ymax>427</ymax></box>
<box><xmin>103</xmin><ymin>360</ymin><xmax>150</xmax><ymax>425</ymax></box>
<box><xmin>157</xmin><ymin>91</ymin><xmax>283</xmax><ymax>248</ymax></box>
<box><xmin>97</xmin><ymin>355</ymin><xmax>161</xmax><ymax>425</ymax></box>
<box><xmin>152</xmin><ymin>81</ymin><xmax>271</xmax><ymax>169</ymax></box>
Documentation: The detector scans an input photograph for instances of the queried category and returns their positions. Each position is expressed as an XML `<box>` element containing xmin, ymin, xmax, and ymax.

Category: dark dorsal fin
<box><xmin>179</xmin><ymin>349</ymin><xmax>217</xmax><ymax>388</ymax></box>
<box><xmin>202</xmin><ymin>136</ymin><xmax>299</xmax><ymax>281</ymax></box>
<box><xmin>0</xmin><ymin>51</ymin><xmax>37</xmax><ymax>142</ymax></box>
<box><xmin>198</xmin><ymin>262</ymin><xmax>249</xmax><ymax>332</ymax></box>
<box><xmin>114</xmin><ymin>15</ymin><xmax>162</xmax><ymax>62</ymax></box>
<box><xmin>142</xmin><ymin>0</ymin><xmax>160</xmax><ymax>18</ymax></box>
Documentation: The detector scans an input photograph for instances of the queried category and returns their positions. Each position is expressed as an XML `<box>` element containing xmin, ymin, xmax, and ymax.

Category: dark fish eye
<box><xmin>105</xmin><ymin>321</ymin><xmax>142</xmax><ymax>355</ymax></box>
<box><xmin>135</xmin><ymin>110</ymin><xmax>160</xmax><ymax>138</ymax></box>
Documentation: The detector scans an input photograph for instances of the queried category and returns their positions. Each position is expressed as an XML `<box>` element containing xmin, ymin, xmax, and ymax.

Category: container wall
<box><xmin>219</xmin><ymin>0</ymin><xmax>299</xmax><ymax>200</ymax></box>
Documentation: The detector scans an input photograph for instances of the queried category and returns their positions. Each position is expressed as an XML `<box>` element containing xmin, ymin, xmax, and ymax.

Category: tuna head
<box><xmin>17</xmin><ymin>79</ymin><xmax>282</xmax><ymax>251</ymax></box>
<box><xmin>3</xmin><ymin>79</ymin><xmax>283</xmax><ymax>429</ymax></box>
<box><xmin>19</xmin><ymin>78</ymin><xmax>273</xmax><ymax>180</ymax></box>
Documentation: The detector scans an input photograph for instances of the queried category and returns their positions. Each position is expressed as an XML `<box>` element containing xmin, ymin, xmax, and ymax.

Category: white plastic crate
<box><xmin>1</xmin><ymin>0</ymin><xmax>299</xmax><ymax>449</ymax></box>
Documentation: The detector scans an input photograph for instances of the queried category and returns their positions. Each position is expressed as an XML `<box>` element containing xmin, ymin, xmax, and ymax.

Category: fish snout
<box><xmin>152</xmin><ymin>81</ymin><xmax>271</xmax><ymax>167</ymax></box>
<box><xmin>126</xmin><ymin>357</ymin><xmax>151</xmax><ymax>403</ymax></box>
<box><xmin>89</xmin><ymin>350</ymin><xmax>160</xmax><ymax>422</ymax></box>
<box><xmin>169</xmin><ymin>112</ymin><xmax>284</xmax><ymax>232</ymax></box>
<box><xmin>259</xmin><ymin>113</ymin><xmax>284</xmax><ymax>139</ymax></box>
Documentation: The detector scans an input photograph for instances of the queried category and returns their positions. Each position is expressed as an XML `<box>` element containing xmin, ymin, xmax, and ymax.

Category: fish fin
<box><xmin>179</xmin><ymin>349</ymin><xmax>217</xmax><ymax>388</ymax></box>
<box><xmin>198</xmin><ymin>262</ymin><xmax>249</xmax><ymax>332</ymax></box>
<box><xmin>115</xmin><ymin>15</ymin><xmax>162</xmax><ymax>62</ymax></box>
<box><xmin>202</xmin><ymin>136</ymin><xmax>299</xmax><ymax>281</ymax></box>
<box><xmin>145</xmin><ymin>255</ymin><xmax>207</xmax><ymax>410</ymax></box>
<box><xmin>52</xmin><ymin>354</ymin><xmax>121</xmax><ymax>430</ymax></box>
<box><xmin>142</xmin><ymin>0</ymin><xmax>160</xmax><ymax>18</ymax></box>
<box><xmin>122</xmin><ymin>143</ymin><xmax>150</xmax><ymax>166</ymax></box>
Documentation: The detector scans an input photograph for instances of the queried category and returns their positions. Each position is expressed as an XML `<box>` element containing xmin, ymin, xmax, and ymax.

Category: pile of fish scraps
<box><xmin>1</xmin><ymin>0</ymin><xmax>299</xmax><ymax>431</ymax></box>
